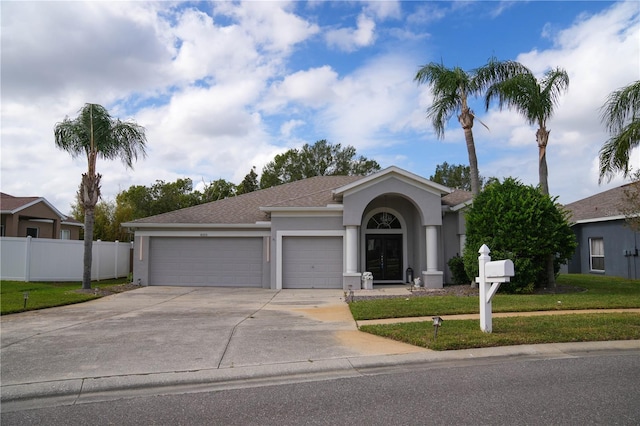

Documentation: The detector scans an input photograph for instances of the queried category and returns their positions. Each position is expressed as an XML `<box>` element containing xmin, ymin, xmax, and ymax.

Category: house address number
<box><xmin>200</xmin><ymin>233</ymin><xmax>208</xmax><ymax>237</ymax></box>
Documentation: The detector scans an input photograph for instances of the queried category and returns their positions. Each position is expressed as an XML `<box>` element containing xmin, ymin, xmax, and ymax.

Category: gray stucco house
<box><xmin>124</xmin><ymin>166</ymin><xmax>472</xmax><ymax>290</ymax></box>
<box><xmin>564</xmin><ymin>182</ymin><xmax>639</xmax><ymax>280</ymax></box>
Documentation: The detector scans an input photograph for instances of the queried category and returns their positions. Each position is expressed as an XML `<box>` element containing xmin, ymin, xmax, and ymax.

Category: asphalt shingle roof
<box><xmin>0</xmin><ymin>192</ymin><xmax>41</xmax><ymax>212</ymax></box>
<box><xmin>563</xmin><ymin>182</ymin><xmax>638</xmax><ymax>222</ymax></box>
<box><xmin>128</xmin><ymin>175</ymin><xmax>365</xmax><ymax>225</ymax></box>
<box><xmin>441</xmin><ymin>189</ymin><xmax>473</xmax><ymax>207</ymax></box>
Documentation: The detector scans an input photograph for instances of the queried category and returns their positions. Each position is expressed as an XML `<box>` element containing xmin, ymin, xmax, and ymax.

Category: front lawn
<box><xmin>360</xmin><ymin>313</ymin><xmax>640</xmax><ymax>351</ymax></box>
<box><xmin>353</xmin><ymin>274</ymin><xmax>640</xmax><ymax>350</ymax></box>
<box><xmin>1</xmin><ymin>278</ymin><xmax>132</xmax><ymax>315</ymax></box>
<box><xmin>350</xmin><ymin>274</ymin><xmax>640</xmax><ymax>321</ymax></box>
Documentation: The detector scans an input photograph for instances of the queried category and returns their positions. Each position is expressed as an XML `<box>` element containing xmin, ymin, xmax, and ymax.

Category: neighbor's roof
<box><xmin>125</xmin><ymin>175</ymin><xmax>364</xmax><ymax>225</ymax></box>
<box><xmin>0</xmin><ymin>192</ymin><xmax>67</xmax><ymax>219</ymax></box>
<box><xmin>563</xmin><ymin>182</ymin><xmax>638</xmax><ymax>223</ymax></box>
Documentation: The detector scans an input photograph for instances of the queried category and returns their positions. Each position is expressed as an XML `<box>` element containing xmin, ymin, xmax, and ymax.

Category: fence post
<box><xmin>24</xmin><ymin>236</ymin><xmax>32</xmax><ymax>282</ymax></box>
<box><xmin>114</xmin><ymin>240</ymin><xmax>119</xmax><ymax>279</ymax></box>
<box><xmin>96</xmin><ymin>240</ymin><xmax>101</xmax><ymax>281</ymax></box>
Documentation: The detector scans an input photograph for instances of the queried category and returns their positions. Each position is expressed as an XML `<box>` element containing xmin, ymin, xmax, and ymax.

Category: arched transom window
<box><xmin>366</xmin><ymin>212</ymin><xmax>401</xmax><ymax>229</ymax></box>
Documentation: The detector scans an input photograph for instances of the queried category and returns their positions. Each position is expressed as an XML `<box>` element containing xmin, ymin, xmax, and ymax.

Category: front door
<box><xmin>365</xmin><ymin>234</ymin><xmax>403</xmax><ymax>281</ymax></box>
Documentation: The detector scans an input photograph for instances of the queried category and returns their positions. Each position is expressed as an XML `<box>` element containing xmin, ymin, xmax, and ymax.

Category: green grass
<box><xmin>350</xmin><ymin>274</ymin><xmax>640</xmax><ymax>321</ymax></box>
<box><xmin>1</xmin><ymin>278</ymin><xmax>130</xmax><ymax>315</ymax></box>
<box><xmin>360</xmin><ymin>313</ymin><xmax>640</xmax><ymax>351</ymax></box>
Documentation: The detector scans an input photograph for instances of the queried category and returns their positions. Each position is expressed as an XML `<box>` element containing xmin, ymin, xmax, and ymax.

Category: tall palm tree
<box><xmin>484</xmin><ymin>65</ymin><xmax>569</xmax><ymax>289</ymax></box>
<box><xmin>483</xmin><ymin>66</ymin><xmax>569</xmax><ymax>196</ymax></box>
<box><xmin>415</xmin><ymin>58</ymin><xmax>528</xmax><ymax>195</ymax></box>
<box><xmin>599</xmin><ymin>80</ymin><xmax>640</xmax><ymax>182</ymax></box>
<box><xmin>55</xmin><ymin>103</ymin><xmax>147</xmax><ymax>289</ymax></box>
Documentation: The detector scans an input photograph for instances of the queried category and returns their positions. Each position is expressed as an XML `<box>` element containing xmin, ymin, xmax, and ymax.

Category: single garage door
<box><xmin>149</xmin><ymin>237</ymin><xmax>263</xmax><ymax>287</ymax></box>
<box><xmin>283</xmin><ymin>236</ymin><xmax>343</xmax><ymax>289</ymax></box>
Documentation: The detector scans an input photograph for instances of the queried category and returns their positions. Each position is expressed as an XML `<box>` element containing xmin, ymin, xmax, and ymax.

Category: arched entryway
<box><xmin>362</xmin><ymin>208</ymin><xmax>407</xmax><ymax>283</ymax></box>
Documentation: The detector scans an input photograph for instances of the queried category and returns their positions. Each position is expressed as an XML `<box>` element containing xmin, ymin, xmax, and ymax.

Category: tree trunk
<box><xmin>537</xmin><ymin>127</ymin><xmax>550</xmax><ymax>196</ymax></box>
<box><xmin>459</xmin><ymin>108</ymin><xmax>481</xmax><ymax>195</ymax></box>
<box><xmin>83</xmin><ymin>207</ymin><xmax>94</xmax><ymax>290</ymax></box>
<box><xmin>80</xmin><ymin>172</ymin><xmax>101</xmax><ymax>290</ymax></box>
<box><xmin>536</xmin><ymin>127</ymin><xmax>555</xmax><ymax>289</ymax></box>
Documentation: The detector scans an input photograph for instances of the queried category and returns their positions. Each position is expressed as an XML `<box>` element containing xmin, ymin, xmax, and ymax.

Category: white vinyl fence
<box><xmin>1</xmin><ymin>237</ymin><xmax>131</xmax><ymax>282</ymax></box>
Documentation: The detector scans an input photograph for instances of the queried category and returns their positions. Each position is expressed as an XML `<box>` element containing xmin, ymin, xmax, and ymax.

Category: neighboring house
<box><xmin>564</xmin><ymin>183</ymin><xmax>639</xmax><ymax>280</ymax></box>
<box><xmin>0</xmin><ymin>192</ymin><xmax>82</xmax><ymax>240</ymax></box>
<box><xmin>124</xmin><ymin>166</ymin><xmax>473</xmax><ymax>290</ymax></box>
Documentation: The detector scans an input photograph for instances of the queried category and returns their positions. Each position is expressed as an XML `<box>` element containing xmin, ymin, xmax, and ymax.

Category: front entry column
<box><xmin>345</xmin><ymin>225</ymin><xmax>358</xmax><ymax>273</ymax></box>
<box><xmin>423</xmin><ymin>225</ymin><xmax>443</xmax><ymax>288</ymax></box>
<box><xmin>343</xmin><ymin>225</ymin><xmax>362</xmax><ymax>290</ymax></box>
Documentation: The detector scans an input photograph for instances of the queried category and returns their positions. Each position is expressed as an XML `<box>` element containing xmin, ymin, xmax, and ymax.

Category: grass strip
<box><xmin>1</xmin><ymin>278</ymin><xmax>130</xmax><ymax>315</ymax></box>
<box><xmin>349</xmin><ymin>274</ymin><xmax>640</xmax><ymax>321</ymax></box>
<box><xmin>359</xmin><ymin>313</ymin><xmax>640</xmax><ymax>351</ymax></box>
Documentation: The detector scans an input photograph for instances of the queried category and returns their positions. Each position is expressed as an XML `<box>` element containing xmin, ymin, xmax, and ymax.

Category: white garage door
<box><xmin>149</xmin><ymin>237</ymin><xmax>263</xmax><ymax>287</ymax></box>
<box><xmin>283</xmin><ymin>236</ymin><xmax>343</xmax><ymax>289</ymax></box>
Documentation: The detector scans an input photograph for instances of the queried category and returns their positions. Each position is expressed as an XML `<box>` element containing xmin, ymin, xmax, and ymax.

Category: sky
<box><xmin>2</xmin><ymin>0</ymin><xmax>639</xmax><ymax>215</ymax></box>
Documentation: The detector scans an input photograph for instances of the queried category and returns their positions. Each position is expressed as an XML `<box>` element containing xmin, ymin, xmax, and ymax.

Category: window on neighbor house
<box><xmin>26</xmin><ymin>227</ymin><xmax>39</xmax><ymax>238</ymax></box>
<box><xmin>60</xmin><ymin>229</ymin><xmax>71</xmax><ymax>240</ymax></box>
<box><xmin>0</xmin><ymin>225</ymin><xmax>4</xmax><ymax>237</ymax></box>
<box><xmin>589</xmin><ymin>237</ymin><xmax>605</xmax><ymax>272</ymax></box>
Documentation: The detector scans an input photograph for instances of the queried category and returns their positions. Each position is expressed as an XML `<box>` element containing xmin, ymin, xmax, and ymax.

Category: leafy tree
<box><xmin>430</xmin><ymin>162</ymin><xmax>474</xmax><ymax>190</ymax></box>
<box><xmin>462</xmin><ymin>178</ymin><xmax>576</xmax><ymax>293</ymax></box>
<box><xmin>620</xmin><ymin>170</ymin><xmax>640</xmax><ymax>232</ymax></box>
<box><xmin>55</xmin><ymin>103</ymin><xmax>147</xmax><ymax>289</ymax></box>
<box><xmin>147</xmin><ymin>178</ymin><xmax>200</xmax><ymax>215</ymax></box>
<box><xmin>483</xmin><ymin>65</ymin><xmax>569</xmax><ymax>196</ymax></box>
<box><xmin>599</xmin><ymin>80</ymin><xmax>640</xmax><ymax>182</ymax></box>
<box><xmin>116</xmin><ymin>178</ymin><xmax>201</xmax><ymax>221</ymax></box>
<box><xmin>415</xmin><ymin>58</ymin><xmax>527</xmax><ymax>195</ymax></box>
<box><xmin>71</xmin><ymin>199</ymin><xmax>124</xmax><ymax>242</ymax></box>
<box><xmin>260</xmin><ymin>140</ymin><xmax>380</xmax><ymax>189</ymax></box>
<box><xmin>236</xmin><ymin>167</ymin><xmax>259</xmax><ymax>195</ymax></box>
<box><xmin>201</xmin><ymin>178</ymin><xmax>237</xmax><ymax>202</ymax></box>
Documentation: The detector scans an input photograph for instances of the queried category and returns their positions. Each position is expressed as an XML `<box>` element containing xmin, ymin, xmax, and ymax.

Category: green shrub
<box><xmin>447</xmin><ymin>255</ymin><xmax>470</xmax><ymax>285</ymax></box>
<box><xmin>462</xmin><ymin>178</ymin><xmax>576</xmax><ymax>293</ymax></box>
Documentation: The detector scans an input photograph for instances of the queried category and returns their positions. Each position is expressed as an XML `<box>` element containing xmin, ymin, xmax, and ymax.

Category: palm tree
<box><xmin>415</xmin><ymin>58</ymin><xmax>528</xmax><ymax>195</ymax></box>
<box><xmin>599</xmin><ymin>80</ymin><xmax>640</xmax><ymax>182</ymax></box>
<box><xmin>483</xmin><ymin>66</ymin><xmax>569</xmax><ymax>196</ymax></box>
<box><xmin>484</xmin><ymin>65</ymin><xmax>569</xmax><ymax>289</ymax></box>
<box><xmin>55</xmin><ymin>103</ymin><xmax>147</xmax><ymax>289</ymax></box>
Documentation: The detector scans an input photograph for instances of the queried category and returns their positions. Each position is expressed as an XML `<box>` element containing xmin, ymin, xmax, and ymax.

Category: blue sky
<box><xmin>2</xmin><ymin>1</ymin><xmax>639</xmax><ymax>213</ymax></box>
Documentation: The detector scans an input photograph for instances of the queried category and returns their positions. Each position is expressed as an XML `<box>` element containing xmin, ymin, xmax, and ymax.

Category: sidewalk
<box><xmin>2</xmin><ymin>286</ymin><xmax>639</xmax><ymax>413</ymax></box>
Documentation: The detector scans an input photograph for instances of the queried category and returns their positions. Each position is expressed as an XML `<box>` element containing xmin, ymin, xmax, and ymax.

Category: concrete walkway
<box><xmin>1</xmin><ymin>286</ymin><xmax>639</xmax><ymax>412</ymax></box>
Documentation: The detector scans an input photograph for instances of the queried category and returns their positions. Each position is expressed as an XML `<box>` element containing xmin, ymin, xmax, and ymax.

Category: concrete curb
<box><xmin>3</xmin><ymin>340</ymin><xmax>639</xmax><ymax>412</ymax></box>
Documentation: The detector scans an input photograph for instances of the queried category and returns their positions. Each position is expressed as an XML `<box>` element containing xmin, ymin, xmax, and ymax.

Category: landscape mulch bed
<box><xmin>75</xmin><ymin>282</ymin><xmax>143</xmax><ymax>297</ymax></box>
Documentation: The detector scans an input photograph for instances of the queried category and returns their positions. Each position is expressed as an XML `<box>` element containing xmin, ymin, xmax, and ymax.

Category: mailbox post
<box><xmin>476</xmin><ymin>245</ymin><xmax>514</xmax><ymax>333</ymax></box>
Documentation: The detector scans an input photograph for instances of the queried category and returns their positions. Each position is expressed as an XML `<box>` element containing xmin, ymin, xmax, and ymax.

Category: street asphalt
<box><xmin>2</xmin><ymin>285</ymin><xmax>639</xmax><ymax>413</ymax></box>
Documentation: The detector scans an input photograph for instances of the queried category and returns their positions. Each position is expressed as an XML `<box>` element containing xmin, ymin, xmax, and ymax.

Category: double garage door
<box><xmin>149</xmin><ymin>237</ymin><xmax>263</xmax><ymax>287</ymax></box>
<box><xmin>148</xmin><ymin>236</ymin><xmax>343</xmax><ymax>288</ymax></box>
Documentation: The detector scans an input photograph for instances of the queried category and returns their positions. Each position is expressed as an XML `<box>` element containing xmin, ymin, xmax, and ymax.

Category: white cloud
<box><xmin>325</xmin><ymin>13</ymin><xmax>376</xmax><ymax>52</ymax></box>
<box><xmin>263</xmin><ymin>65</ymin><xmax>339</xmax><ymax>112</ymax></box>
<box><xmin>280</xmin><ymin>120</ymin><xmax>306</xmax><ymax>138</ymax></box>
<box><xmin>212</xmin><ymin>1</ymin><xmax>319</xmax><ymax>53</ymax></box>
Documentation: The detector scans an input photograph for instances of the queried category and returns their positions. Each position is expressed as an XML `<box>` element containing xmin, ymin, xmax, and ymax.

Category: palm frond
<box><xmin>599</xmin><ymin>119</ymin><xmax>640</xmax><ymax>182</ymax></box>
<box><xmin>600</xmin><ymin>80</ymin><xmax>640</xmax><ymax>134</ymax></box>
<box><xmin>473</xmin><ymin>56</ymin><xmax>530</xmax><ymax>95</ymax></box>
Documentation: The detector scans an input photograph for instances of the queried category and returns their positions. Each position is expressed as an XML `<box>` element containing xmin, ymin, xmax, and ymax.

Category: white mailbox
<box><xmin>476</xmin><ymin>245</ymin><xmax>516</xmax><ymax>333</ymax></box>
<box><xmin>485</xmin><ymin>259</ymin><xmax>514</xmax><ymax>282</ymax></box>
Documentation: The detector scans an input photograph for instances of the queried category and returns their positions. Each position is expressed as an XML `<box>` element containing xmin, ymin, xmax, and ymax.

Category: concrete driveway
<box><xmin>1</xmin><ymin>286</ymin><xmax>422</xmax><ymax>388</ymax></box>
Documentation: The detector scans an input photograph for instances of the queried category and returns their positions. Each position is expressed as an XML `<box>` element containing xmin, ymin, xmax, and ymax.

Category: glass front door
<box><xmin>365</xmin><ymin>234</ymin><xmax>403</xmax><ymax>281</ymax></box>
